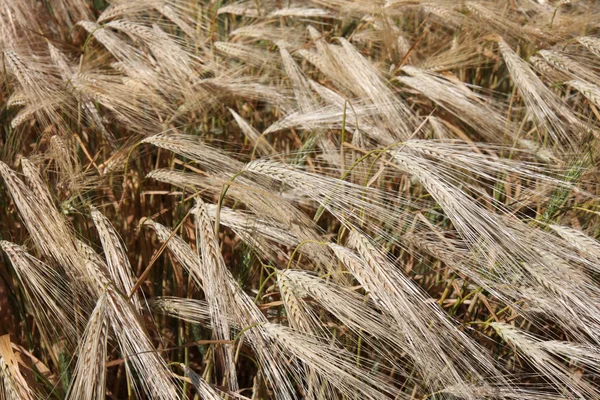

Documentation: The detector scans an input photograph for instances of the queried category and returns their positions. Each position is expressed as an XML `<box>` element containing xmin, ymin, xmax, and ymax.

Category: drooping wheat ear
<box><xmin>150</xmin><ymin>201</ymin><xmax>299</xmax><ymax>398</ymax></box>
<box><xmin>6</xmin><ymin>91</ymin><xmax>27</xmax><ymax>108</ymax></box>
<box><xmin>47</xmin><ymin>42</ymin><xmax>73</xmax><ymax>81</ymax></box>
<box><xmin>262</xmin><ymin>102</ymin><xmax>384</xmax><ymax>137</ymax></box>
<box><xmin>278</xmin><ymin>44</ymin><xmax>315</xmax><ymax>113</ymax></box>
<box><xmin>205</xmin><ymin>204</ymin><xmax>301</xmax><ymax>261</ymax></box>
<box><xmin>144</xmin><ymin>169</ymin><xmax>321</xmax><ymax>256</ymax></box>
<box><xmin>0</xmin><ymin>335</ymin><xmax>33</xmax><ymax>400</ymax></box>
<box><xmin>578</xmin><ymin>36</ymin><xmax>600</xmax><ymax>58</ymax></box>
<box><xmin>261</xmin><ymin>322</ymin><xmax>399</xmax><ymax>400</ymax></box>
<box><xmin>77</xmin><ymin>21</ymin><xmax>143</xmax><ymax>63</ymax></box>
<box><xmin>398</xmin><ymin>66</ymin><xmax>511</xmax><ymax>142</ymax></box>
<box><xmin>276</xmin><ymin>272</ymin><xmax>326</xmax><ymax>400</ymax></box>
<box><xmin>420</xmin><ymin>4</ymin><xmax>464</xmax><ymax>28</ymax></box>
<box><xmin>142</xmin><ymin>132</ymin><xmax>245</xmax><ymax>176</ymax></box>
<box><xmin>0</xmin><ymin>241</ymin><xmax>82</xmax><ymax>348</ymax></box>
<box><xmin>229</xmin><ymin>108</ymin><xmax>274</xmax><ymax>156</ymax></box>
<box><xmin>3</xmin><ymin>50</ymin><xmax>38</xmax><ymax>90</ymax></box>
<box><xmin>66</xmin><ymin>292</ymin><xmax>109</xmax><ymax>400</ymax></box>
<box><xmin>150</xmin><ymin>297</ymin><xmax>212</xmax><ymax>327</ymax></box>
<box><xmin>153</xmin><ymin>3</ymin><xmax>197</xmax><ymax>39</ymax></box>
<box><xmin>194</xmin><ymin>199</ymin><xmax>239</xmax><ymax>392</ymax></box>
<box><xmin>568</xmin><ymin>79</ymin><xmax>600</xmax><ymax>108</ymax></box>
<box><xmin>91</xmin><ymin>207</ymin><xmax>141</xmax><ymax>310</ymax></box>
<box><xmin>50</xmin><ymin>135</ymin><xmax>78</xmax><ymax>179</ymax></box>
<box><xmin>0</xmin><ymin>161</ymin><xmax>89</xmax><ymax>289</ymax></box>
<box><xmin>539</xmin><ymin>49</ymin><xmax>600</xmax><ymax>86</ymax></box>
<box><xmin>528</xmin><ymin>54</ymin><xmax>562</xmax><ymax>79</ymax></box>
<box><xmin>277</xmin><ymin>272</ymin><xmax>322</xmax><ymax>335</ymax></box>
<box><xmin>280</xmin><ymin>269</ymin><xmax>408</xmax><ymax>359</ymax></box>
<box><xmin>492</xmin><ymin>323</ymin><xmax>599</xmax><ymax>399</ymax></box>
<box><xmin>97</xmin><ymin>2</ymin><xmax>147</xmax><ymax>22</ymax></box>
<box><xmin>341</xmin><ymin>232</ymin><xmax>504</xmax><ymax>396</ymax></box>
<box><xmin>465</xmin><ymin>2</ymin><xmax>547</xmax><ymax>42</ymax></box>
<box><xmin>301</xmin><ymin>33</ymin><xmax>416</xmax><ymax>140</ymax></box>
<box><xmin>215</xmin><ymin>42</ymin><xmax>274</xmax><ymax>67</ymax></box>
<box><xmin>149</xmin><ymin>294</ymin><xmax>298</xmax><ymax>400</ymax></box>
<box><xmin>242</xmin><ymin>158</ymin><xmax>409</xmax><ymax>253</ymax></box>
<box><xmin>269</xmin><ymin>6</ymin><xmax>335</xmax><ymax>18</ymax></box>
<box><xmin>19</xmin><ymin>158</ymin><xmax>54</xmax><ymax>210</ymax></box>
<box><xmin>549</xmin><ymin>224</ymin><xmax>600</xmax><ymax>266</ymax></box>
<box><xmin>9</xmin><ymin>100</ymin><xmax>59</xmax><ymax>129</ymax></box>
<box><xmin>539</xmin><ymin>341</ymin><xmax>600</xmax><ymax>373</ymax></box>
<box><xmin>47</xmin><ymin>43</ymin><xmax>118</xmax><ymax>149</ymax></box>
<box><xmin>104</xmin><ymin>286</ymin><xmax>182</xmax><ymax>400</ymax></box>
<box><xmin>142</xmin><ymin>219</ymin><xmax>204</xmax><ymax>287</ymax></box>
<box><xmin>105</xmin><ymin>21</ymin><xmax>197</xmax><ymax>86</ymax></box>
<box><xmin>218</xmin><ymin>3</ymin><xmax>261</xmax><ymax>18</ymax></box>
<box><xmin>495</xmin><ymin>37</ymin><xmax>582</xmax><ymax>146</ymax></box>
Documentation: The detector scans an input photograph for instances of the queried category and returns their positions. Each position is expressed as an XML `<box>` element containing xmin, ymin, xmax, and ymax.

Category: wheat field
<box><xmin>1</xmin><ymin>0</ymin><xmax>600</xmax><ymax>399</ymax></box>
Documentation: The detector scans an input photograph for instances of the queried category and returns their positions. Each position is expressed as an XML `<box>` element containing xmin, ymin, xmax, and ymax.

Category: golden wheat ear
<box><xmin>229</xmin><ymin>108</ymin><xmax>274</xmax><ymax>156</ymax></box>
<box><xmin>278</xmin><ymin>269</ymin><xmax>410</xmax><ymax>360</ymax></box>
<box><xmin>261</xmin><ymin>322</ymin><xmax>401</xmax><ymax>400</ymax></box>
<box><xmin>66</xmin><ymin>293</ymin><xmax>109</xmax><ymax>400</ymax></box>
<box><xmin>147</xmin><ymin>202</ymin><xmax>300</xmax><ymax>398</ymax></box>
<box><xmin>342</xmin><ymin>232</ymin><xmax>505</xmax><ymax>395</ymax></box>
<box><xmin>142</xmin><ymin>218</ymin><xmax>205</xmax><ymax>287</ymax></box>
<box><xmin>397</xmin><ymin>66</ymin><xmax>512</xmax><ymax>142</ymax></box>
<box><xmin>494</xmin><ymin>37</ymin><xmax>585</xmax><ymax>147</ymax></box>
<box><xmin>0</xmin><ymin>161</ymin><xmax>89</xmax><ymax>287</ymax></box>
<box><xmin>103</xmin><ymin>286</ymin><xmax>182</xmax><ymax>400</ymax></box>
<box><xmin>150</xmin><ymin>297</ymin><xmax>212</xmax><ymax>327</ymax></box>
<box><xmin>276</xmin><ymin>272</ymin><xmax>329</xmax><ymax>399</ymax></box>
<box><xmin>0</xmin><ymin>241</ymin><xmax>83</xmax><ymax>349</ymax></box>
<box><xmin>493</xmin><ymin>323</ymin><xmax>600</xmax><ymax>399</ymax></box>
<box><xmin>193</xmin><ymin>199</ymin><xmax>239</xmax><ymax>393</ymax></box>
<box><xmin>90</xmin><ymin>207</ymin><xmax>142</xmax><ymax>310</ymax></box>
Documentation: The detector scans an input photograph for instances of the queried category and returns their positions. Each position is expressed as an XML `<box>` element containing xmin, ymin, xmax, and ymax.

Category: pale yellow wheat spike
<box><xmin>539</xmin><ymin>49</ymin><xmax>600</xmax><ymax>86</ymax></box>
<box><xmin>495</xmin><ymin>37</ymin><xmax>583</xmax><ymax>147</ymax></box>
<box><xmin>398</xmin><ymin>66</ymin><xmax>511</xmax><ymax>142</ymax></box>
<box><xmin>0</xmin><ymin>161</ymin><xmax>90</xmax><ymax>288</ymax></box>
<box><xmin>579</xmin><ymin>36</ymin><xmax>600</xmax><ymax>58</ymax></box>
<box><xmin>568</xmin><ymin>79</ymin><xmax>600</xmax><ymax>108</ymax></box>
<box><xmin>142</xmin><ymin>219</ymin><xmax>205</xmax><ymax>286</ymax></box>
<box><xmin>260</xmin><ymin>322</ymin><xmax>401</xmax><ymax>400</ymax></box>
<box><xmin>218</xmin><ymin>2</ymin><xmax>261</xmax><ymax>18</ymax></box>
<box><xmin>19</xmin><ymin>158</ymin><xmax>54</xmax><ymax>210</ymax></box>
<box><xmin>154</xmin><ymin>4</ymin><xmax>197</xmax><ymax>39</ymax></box>
<box><xmin>103</xmin><ymin>286</ymin><xmax>182</xmax><ymax>400</ymax></box>
<box><xmin>341</xmin><ymin>232</ymin><xmax>502</xmax><ymax>397</ymax></box>
<box><xmin>268</xmin><ymin>7</ymin><xmax>335</xmax><ymax>19</ymax></box>
<box><xmin>492</xmin><ymin>323</ymin><xmax>599</xmax><ymax>399</ymax></box>
<box><xmin>91</xmin><ymin>207</ymin><xmax>142</xmax><ymax>310</ymax></box>
<box><xmin>0</xmin><ymin>241</ymin><xmax>82</xmax><ymax>348</ymax></box>
<box><xmin>150</xmin><ymin>206</ymin><xmax>298</xmax><ymax>398</ymax></box>
<box><xmin>150</xmin><ymin>297</ymin><xmax>211</xmax><ymax>327</ymax></box>
<box><xmin>66</xmin><ymin>293</ymin><xmax>109</xmax><ymax>400</ymax></box>
<box><xmin>280</xmin><ymin>269</ymin><xmax>409</xmax><ymax>358</ymax></box>
<box><xmin>228</xmin><ymin>108</ymin><xmax>274</xmax><ymax>156</ymax></box>
<box><xmin>215</xmin><ymin>42</ymin><xmax>274</xmax><ymax>67</ymax></box>
<box><xmin>194</xmin><ymin>200</ymin><xmax>239</xmax><ymax>392</ymax></box>
<box><xmin>278</xmin><ymin>44</ymin><xmax>316</xmax><ymax>113</ymax></box>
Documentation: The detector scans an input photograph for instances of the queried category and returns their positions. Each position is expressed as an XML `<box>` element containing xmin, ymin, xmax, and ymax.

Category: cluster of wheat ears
<box><xmin>1</xmin><ymin>0</ymin><xmax>600</xmax><ymax>399</ymax></box>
